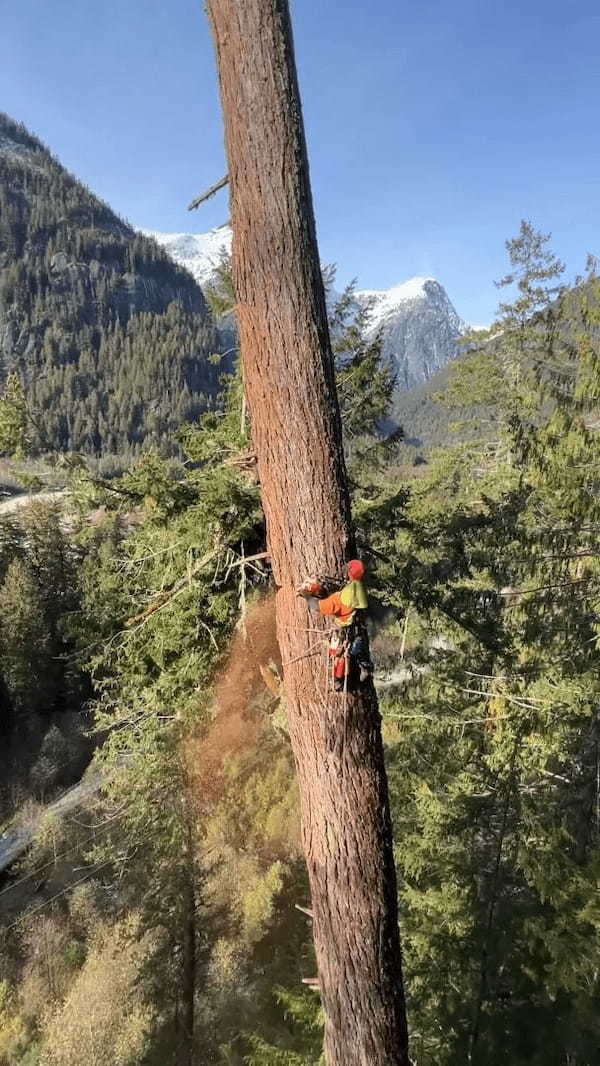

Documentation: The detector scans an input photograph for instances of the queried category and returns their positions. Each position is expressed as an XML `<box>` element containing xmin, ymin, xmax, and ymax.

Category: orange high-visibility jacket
<box><xmin>318</xmin><ymin>579</ymin><xmax>368</xmax><ymax>627</ymax></box>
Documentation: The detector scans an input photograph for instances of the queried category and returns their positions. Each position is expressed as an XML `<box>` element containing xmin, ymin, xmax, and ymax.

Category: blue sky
<box><xmin>2</xmin><ymin>0</ymin><xmax>599</xmax><ymax>324</ymax></box>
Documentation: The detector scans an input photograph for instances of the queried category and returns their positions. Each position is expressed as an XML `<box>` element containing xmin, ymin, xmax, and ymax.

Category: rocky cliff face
<box><xmin>355</xmin><ymin>278</ymin><xmax>465</xmax><ymax>390</ymax></box>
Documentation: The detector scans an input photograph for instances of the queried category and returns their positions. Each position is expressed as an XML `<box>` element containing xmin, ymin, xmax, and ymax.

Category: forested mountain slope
<box><xmin>393</xmin><ymin>361</ymin><xmax>455</xmax><ymax>448</ymax></box>
<box><xmin>0</xmin><ymin>114</ymin><xmax>221</xmax><ymax>458</ymax></box>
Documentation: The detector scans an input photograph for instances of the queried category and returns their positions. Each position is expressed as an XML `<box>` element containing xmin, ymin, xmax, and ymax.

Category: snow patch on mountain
<box><xmin>0</xmin><ymin>133</ymin><xmax>44</xmax><ymax>167</ymax></box>
<box><xmin>0</xmin><ymin>133</ymin><xmax>27</xmax><ymax>155</ymax></box>
<box><xmin>357</xmin><ymin>276</ymin><xmax>435</xmax><ymax>318</ymax></box>
<box><xmin>145</xmin><ymin>226</ymin><xmax>232</xmax><ymax>288</ymax></box>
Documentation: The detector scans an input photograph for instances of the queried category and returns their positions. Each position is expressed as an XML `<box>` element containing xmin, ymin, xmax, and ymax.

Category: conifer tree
<box><xmin>372</xmin><ymin>226</ymin><xmax>600</xmax><ymax>1065</ymax></box>
<box><xmin>205</xmin><ymin>2</ymin><xmax>409</xmax><ymax>1062</ymax></box>
<box><xmin>0</xmin><ymin>374</ymin><xmax>27</xmax><ymax>457</ymax></box>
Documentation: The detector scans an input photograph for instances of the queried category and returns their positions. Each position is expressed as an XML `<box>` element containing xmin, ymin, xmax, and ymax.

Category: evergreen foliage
<box><xmin>0</xmin><ymin>376</ymin><xmax>27</xmax><ymax>457</ymax></box>
<box><xmin>0</xmin><ymin>503</ymin><xmax>83</xmax><ymax>728</ymax></box>
<box><xmin>2</xmin><ymin>224</ymin><xmax>600</xmax><ymax>1066</ymax></box>
<box><xmin>377</xmin><ymin>226</ymin><xmax>600</xmax><ymax>1065</ymax></box>
<box><xmin>0</xmin><ymin>502</ymin><xmax>89</xmax><ymax>813</ymax></box>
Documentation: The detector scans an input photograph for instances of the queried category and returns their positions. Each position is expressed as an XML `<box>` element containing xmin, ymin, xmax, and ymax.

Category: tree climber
<box><xmin>297</xmin><ymin>560</ymin><xmax>374</xmax><ymax>691</ymax></box>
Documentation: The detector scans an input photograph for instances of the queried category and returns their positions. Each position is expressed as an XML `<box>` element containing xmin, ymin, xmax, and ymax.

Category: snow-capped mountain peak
<box><xmin>355</xmin><ymin>277</ymin><xmax>439</xmax><ymax>333</ymax></box>
<box><xmin>147</xmin><ymin>225</ymin><xmax>464</xmax><ymax>392</ymax></box>
<box><xmin>356</xmin><ymin>277</ymin><xmax>465</xmax><ymax>390</ymax></box>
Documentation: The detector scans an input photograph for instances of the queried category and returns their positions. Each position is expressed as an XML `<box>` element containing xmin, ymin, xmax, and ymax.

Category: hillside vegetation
<box><xmin>1</xmin><ymin>212</ymin><xmax>599</xmax><ymax>1066</ymax></box>
<box><xmin>0</xmin><ymin>114</ymin><xmax>222</xmax><ymax>462</ymax></box>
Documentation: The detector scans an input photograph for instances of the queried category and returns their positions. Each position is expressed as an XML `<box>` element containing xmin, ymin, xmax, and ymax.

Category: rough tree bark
<box><xmin>205</xmin><ymin>2</ymin><xmax>410</xmax><ymax>1063</ymax></box>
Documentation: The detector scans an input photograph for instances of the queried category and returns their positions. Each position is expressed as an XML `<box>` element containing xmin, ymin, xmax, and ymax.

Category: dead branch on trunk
<box><xmin>187</xmin><ymin>174</ymin><xmax>229</xmax><ymax>211</ymax></box>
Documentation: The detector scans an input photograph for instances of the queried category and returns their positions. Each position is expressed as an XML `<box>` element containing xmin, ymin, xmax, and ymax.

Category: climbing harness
<box><xmin>326</xmin><ymin>618</ymin><xmax>373</xmax><ymax>691</ymax></box>
<box><xmin>297</xmin><ymin>559</ymin><xmax>374</xmax><ymax>694</ymax></box>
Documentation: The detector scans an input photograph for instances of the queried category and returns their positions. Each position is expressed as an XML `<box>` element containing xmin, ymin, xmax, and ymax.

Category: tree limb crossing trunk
<box><xmin>205</xmin><ymin>2</ymin><xmax>410</xmax><ymax>1062</ymax></box>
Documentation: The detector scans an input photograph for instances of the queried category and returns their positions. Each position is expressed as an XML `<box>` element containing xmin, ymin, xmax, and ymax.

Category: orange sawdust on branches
<box><xmin>185</xmin><ymin>596</ymin><xmax>281</xmax><ymax>810</ymax></box>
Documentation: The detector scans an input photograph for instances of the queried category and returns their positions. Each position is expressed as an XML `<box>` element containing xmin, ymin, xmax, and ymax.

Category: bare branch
<box><xmin>187</xmin><ymin>174</ymin><xmax>229</xmax><ymax>212</ymax></box>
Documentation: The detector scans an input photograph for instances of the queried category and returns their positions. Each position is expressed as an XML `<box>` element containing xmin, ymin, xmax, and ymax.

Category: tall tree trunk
<box><xmin>205</xmin><ymin>2</ymin><xmax>410</xmax><ymax>1063</ymax></box>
